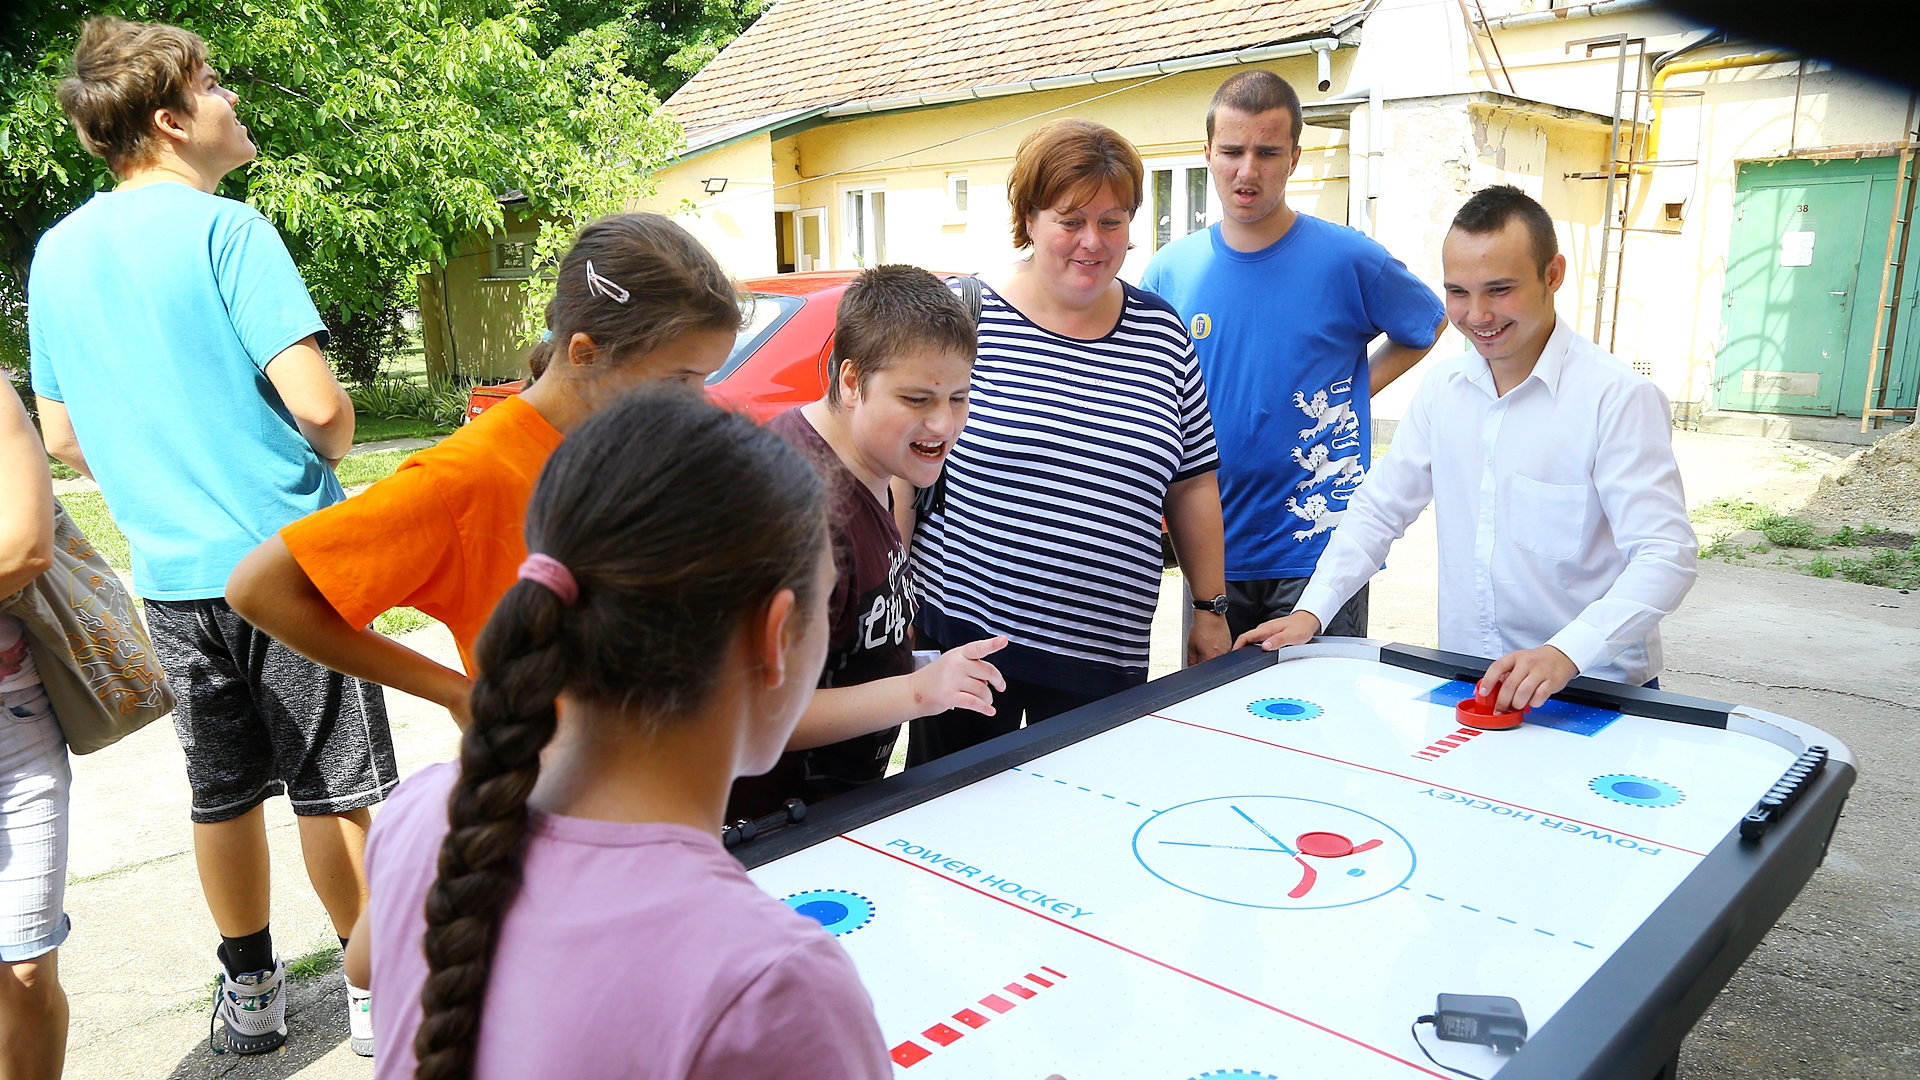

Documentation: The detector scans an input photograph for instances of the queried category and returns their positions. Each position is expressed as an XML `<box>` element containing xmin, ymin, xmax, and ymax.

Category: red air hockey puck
<box><xmin>1457</xmin><ymin>693</ymin><xmax>1528</xmax><ymax>730</ymax></box>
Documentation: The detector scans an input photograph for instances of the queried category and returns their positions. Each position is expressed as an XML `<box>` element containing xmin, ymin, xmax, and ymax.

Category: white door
<box><xmin>797</xmin><ymin>208</ymin><xmax>826</xmax><ymax>272</ymax></box>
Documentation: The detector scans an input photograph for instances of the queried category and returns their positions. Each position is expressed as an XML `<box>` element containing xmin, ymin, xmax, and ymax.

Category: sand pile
<box><xmin>1799</xmin><ymin>423</ymin><xmax>1920</xmax><ymax>524</ymax></box>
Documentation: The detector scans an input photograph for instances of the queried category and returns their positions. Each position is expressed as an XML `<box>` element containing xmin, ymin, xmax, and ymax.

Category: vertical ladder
<box><xmin>1861</xmin><ymin>142</ymin><xmax>1919</xmax><ymax>430</ymax></box>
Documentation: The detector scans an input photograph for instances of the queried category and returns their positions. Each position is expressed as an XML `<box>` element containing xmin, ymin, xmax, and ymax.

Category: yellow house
<box><xmin>642</xmin><ymin>0</ymin><xmax>1916</xmax><ymax>434</ymax></box>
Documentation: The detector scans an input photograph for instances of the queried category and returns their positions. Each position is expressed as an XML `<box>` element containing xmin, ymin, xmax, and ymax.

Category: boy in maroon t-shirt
<box><xmin>728</xmin><ymin>266</ymin><xmax>1004</xmax><ymax>820</ymax></box>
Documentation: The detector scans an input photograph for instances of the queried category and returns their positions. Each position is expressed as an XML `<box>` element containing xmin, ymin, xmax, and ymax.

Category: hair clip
<box><xmin>584</xmin><ymin>259</ymin><xmax>631</xmax><ymax>304</ymax></box>
<box><xmin>540</xmin><ymin>329</ymin><xmax>552</xmax><ymax>343</ymax></box>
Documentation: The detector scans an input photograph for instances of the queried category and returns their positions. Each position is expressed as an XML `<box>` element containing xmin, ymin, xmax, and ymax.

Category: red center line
<box><xmin>1150</xmin><ymin>714</ymin><xmax>1706</xmax><ymax>858</ymax></box>
<box><xmin>840</xmin><ymin>835</ymin><xmax>1450</xmax><ymax>1079</ymax></box>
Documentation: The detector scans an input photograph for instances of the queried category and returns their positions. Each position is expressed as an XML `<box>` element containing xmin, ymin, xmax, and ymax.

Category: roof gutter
<box><xmin>821</xmin><ymin>36</ymin><xmax>1347</xmax><ymax>119</ymax></box>
<box><xmin>1482</xmin><ymin>0</ymin><xmax>1659</xmax><ymax>31</ymax></box>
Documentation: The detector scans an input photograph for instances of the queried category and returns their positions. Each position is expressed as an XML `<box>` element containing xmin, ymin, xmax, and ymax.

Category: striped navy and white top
<box><xmin>912</xmin><ymin>280</ymin><xmax>1218</xmax><ymax>695</ymax></box>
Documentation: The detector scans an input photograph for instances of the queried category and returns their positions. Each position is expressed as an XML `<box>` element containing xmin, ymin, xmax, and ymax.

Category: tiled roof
<box><xmin>665</xmin><ymin>0</ymin><xmax>1372</xmax><ymax>146</ymax></box>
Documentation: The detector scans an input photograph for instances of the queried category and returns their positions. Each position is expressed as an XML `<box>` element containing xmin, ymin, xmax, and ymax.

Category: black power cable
<box><xmin>1411</xmin><ymin>1017</ymin><xmax>1491</xmax><ymax>1080</ymax></box>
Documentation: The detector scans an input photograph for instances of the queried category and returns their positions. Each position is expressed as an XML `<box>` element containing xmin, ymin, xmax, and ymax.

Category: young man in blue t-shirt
<box><xmin>30</xmin><ymin>17</ymin><xmax>391</xmax><ymax>1057</ymax></box>
<box><xmin>1142</xmin><ymin>70</ymin><xmax>1445</xmax><ymax>641</ymax></box>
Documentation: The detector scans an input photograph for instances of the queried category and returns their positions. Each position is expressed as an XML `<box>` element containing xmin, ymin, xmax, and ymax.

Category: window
<box><xmin>489</xmin><ymin>235</ymin><xmax>537</xmax><ymax>279</ymax></box>
<box><xmin>947</xmin><ymin>174</ymin><xmax>969</xmax><ymax>219</ymax></box>
<box><xmin>1148</xmin><ymin>161</ymin><xmax>1219</xmax><ymax>252</ymax></box>
<box><xmin>705</xmin><ymin>293</ymin><xmax>807</xmax><ymax>385</ymax></box>
<box><xmin>844</xmin><ymin>187</ymin><xmax>887</xmax><ymax>267</ymax></box>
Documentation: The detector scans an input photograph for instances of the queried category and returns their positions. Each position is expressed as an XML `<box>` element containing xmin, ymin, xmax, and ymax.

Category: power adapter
<box><xmin>1412</xmin><ymin>994</ymin><xmax>1528</xmax><ymax>1080</ymax></box>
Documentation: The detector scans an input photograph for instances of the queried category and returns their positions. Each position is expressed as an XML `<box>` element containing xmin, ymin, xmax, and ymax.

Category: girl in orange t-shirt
<box><xmin>228</xmin><ymin>214</ymin><xmax>741</xmax><ymax>728</ymax></box>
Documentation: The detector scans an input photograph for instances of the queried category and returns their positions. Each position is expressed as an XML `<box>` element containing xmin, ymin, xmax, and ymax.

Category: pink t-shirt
<box><xmin>367</xmin><ymin>762</ymin><xmax>892</xmax><ymax>1080</ymax></box>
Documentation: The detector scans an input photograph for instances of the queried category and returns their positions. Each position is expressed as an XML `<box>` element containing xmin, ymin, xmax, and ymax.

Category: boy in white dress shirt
<box><xmin>1235</xmin><ymin>185</ymin><xmax>1697</xmax><ymax>712</ymax></box>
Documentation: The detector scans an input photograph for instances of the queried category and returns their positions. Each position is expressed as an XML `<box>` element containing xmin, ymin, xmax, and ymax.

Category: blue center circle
<box><xmin>782</xmin><ymin>890</ymin><xmax>875</xmax><ymax>937</ymax></box>
<box><xmin>1589</xmin><ymin>774</ymin><xmax>1685</xmax><ymax>808</ymax></box>
<box><xmin>1248</xmin><ymin>697</ymin><xmax>1323</xmax><ymax>722</ymax></box>
<box><xmin>794</xmin><ymin>900</ymin><xmax>848</xmax><ymax>925</ymax></box>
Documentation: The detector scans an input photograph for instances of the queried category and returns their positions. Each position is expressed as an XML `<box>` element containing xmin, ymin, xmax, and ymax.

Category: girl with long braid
<box><xmin>346</xmin><ymin>388</ymin><xmax>892</xmax><ymax>1080</ymax></box>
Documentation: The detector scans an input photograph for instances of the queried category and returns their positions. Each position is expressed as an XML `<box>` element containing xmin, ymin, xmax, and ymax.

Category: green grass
<box><xmin>47</xmin><ymin>456</ymin><xmax>80</xmax><ymax>481</ymax></box>
<box><xmin>354</xmin><ymin>413</ymin><xmax>455</xmax><ymax>444</ymax></box>
<box><xmin>286</xmin><ymin>942</ymin><xmax>343</xmax><ymax>982</ymax></box>
<box><xmin>1692</xmin><ymin>497</ymin><xmax>1775</xmax><ymax>528</ymax></box>
<box><xmin>1832</xmin><ymin>544</ymin><xmax>1920</xmax><ymax>589</ymax></box>
<box><xmin>373</xmin><ymin>607</ymin><xmax>436</xmax><ymax>635</ymax></box>
<box><xmin>58</xmin><ymin>490</ymin><xmax>129</xmax><ymax>570</ymax></box>
<box><xmin>336</xmin><ymin>448</ymin><xmax>412</xmax><ymax>487</ymax></box>
<box><xmin>1757</xmin><ymin>514</ymin><xmax>1820</xmax><ymax>549</ymax></box>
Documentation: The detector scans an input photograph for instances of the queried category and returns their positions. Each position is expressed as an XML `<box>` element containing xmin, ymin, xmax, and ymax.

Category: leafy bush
<box><xmin>323</xmin><ymin>299</ymin><xmax>410</xmax><ymax>387</ymax></box>
<box><xmin>1807</xmin><ymin>555</ymin><xmax>1836</xmax><ymax>578</ymax></box>
<box><xmin>373</xmin><ymin>607</ymin><xmax>436</xmax><ymax>636</ymax></box>
<box><xmin>350</xmin><ymin>376</ymin><xmax>467</xmax><ymax>431</ymax></box>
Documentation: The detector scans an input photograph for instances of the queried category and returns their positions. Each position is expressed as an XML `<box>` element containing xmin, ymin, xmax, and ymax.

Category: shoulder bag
<box><xmin>1</xmin><ymin>498</ymin><xmax>174</xmax><ymax>754</ymax></box>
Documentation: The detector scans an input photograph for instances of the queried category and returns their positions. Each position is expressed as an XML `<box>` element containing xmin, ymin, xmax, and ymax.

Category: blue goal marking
<box><xmin>1419</xmin><ymin>679</ymin><xmax>1620</xmax><ymax>736</ymax></box>
<box><xmin>1248</xmin><ymin>697</ymin><xmax>1323</xmax><ymax>721</ymax></box>
<box><xmin>782</xmin><ymin>890</ymin><xmax>875</xmax><ymax>937</ymax></box>
<box><xmin>1589</xmin><ymin>774</ymin><xmax>1686</xmax><ymax>808</ymax></box>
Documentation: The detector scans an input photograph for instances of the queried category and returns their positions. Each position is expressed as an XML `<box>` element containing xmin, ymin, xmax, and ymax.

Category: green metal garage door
<box><xmin>1718</xmin><ymin>157</ymin><xmax>1919</xmax><ymax>416</ymax></box>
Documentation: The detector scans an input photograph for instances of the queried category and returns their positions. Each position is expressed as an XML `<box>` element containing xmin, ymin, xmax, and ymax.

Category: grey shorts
<box><xmin>1</xmin><ymin>683</ymin><xmax>70</xmax><ymax>962</ymax></box>
<box><xmin>145</xmin><ymin>598</ymin><xmax>397</xmax><ymax>824</ymax></box>
<box><xmin>1226</xmin><ymin>578</ymin><xmax>1370</xmax><ymax>643</ymax></box>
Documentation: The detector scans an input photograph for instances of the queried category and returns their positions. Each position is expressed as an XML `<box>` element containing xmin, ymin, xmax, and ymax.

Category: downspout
<box><xmin>1317</xmin><ymin>81</ymin><xmax>1382</xmax><ymax>236</ymax></box>
<box><xmin>1639</xmin><ymin>50</ymin><xmax>1796</xmax><ymax>172</ymax></box>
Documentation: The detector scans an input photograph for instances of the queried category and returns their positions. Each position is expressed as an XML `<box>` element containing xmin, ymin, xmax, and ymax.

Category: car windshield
<box><xmin>706</xmin><ymin>293</ymin><xmax>806</xmax><ymax>385</ymax></box>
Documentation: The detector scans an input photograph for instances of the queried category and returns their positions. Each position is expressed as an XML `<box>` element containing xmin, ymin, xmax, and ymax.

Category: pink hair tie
<box><xmin>517</xmin><ymin>553</ymin><xmax>578</xmax><ymax>606</ymax></box>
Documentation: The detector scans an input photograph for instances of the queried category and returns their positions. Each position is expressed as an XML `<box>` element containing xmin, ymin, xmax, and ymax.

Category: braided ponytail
<box><xmin>410</xmin><ymin>386</ymin><xmax>828</xmax><ymax>1079</ymax></box>
<box><xmin>412</xmin><ymin>581</ymin><xmax>570</xmax><ymax>1080</ymax></box>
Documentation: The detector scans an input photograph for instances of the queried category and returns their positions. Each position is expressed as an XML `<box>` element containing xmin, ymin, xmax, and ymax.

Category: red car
<box><xmin>466</xmin><ymin>270</ymin><xmax>873</xmax><ymax>423</ymax></box>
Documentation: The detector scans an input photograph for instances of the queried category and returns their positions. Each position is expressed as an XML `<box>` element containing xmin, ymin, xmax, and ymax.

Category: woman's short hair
<box><xmin>1006</xmin><ymin>119</ymin><xmax>1144</xmax><ymax>250</ymax></box>
<box><xmin>58</xmin><ymin>17</ymin><xmax>209</xmax><ymax>176</ymax></box>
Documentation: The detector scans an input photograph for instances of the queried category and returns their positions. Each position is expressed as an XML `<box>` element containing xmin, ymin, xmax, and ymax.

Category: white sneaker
<box><xmin>347</xmin><ymin>978</ymin><xmax>374</xmax><ymax>1057</ymax></box>
<box><xmin>211</xmin><ymin>959</ymin><xmax>288</xmax><ymax>1054</ymax></box>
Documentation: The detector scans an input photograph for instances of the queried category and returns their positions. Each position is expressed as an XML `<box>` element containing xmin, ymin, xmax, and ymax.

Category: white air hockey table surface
<box><xmin>733</xmin><ymin>642</ymin><xmax>1855</xmax><ymax>1080</ymax></box>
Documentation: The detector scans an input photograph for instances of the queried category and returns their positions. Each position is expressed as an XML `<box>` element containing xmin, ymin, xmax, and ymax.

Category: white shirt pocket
<box><xmin>1507</xmin><ymin>474</ymin><xmax>1588</xmax><ymax>561</ymax></box>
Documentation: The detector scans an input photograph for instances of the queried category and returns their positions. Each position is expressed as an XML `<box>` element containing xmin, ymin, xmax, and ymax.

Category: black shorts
<box><xmin>145</xmin><ymin>598</ymin><xmax>398</xmax><ymax>824</ymax></box>
<box><xmin>1226</xmin><ymin>579</ymin><xmax>1370</xmax><ymax>643</ymax></box>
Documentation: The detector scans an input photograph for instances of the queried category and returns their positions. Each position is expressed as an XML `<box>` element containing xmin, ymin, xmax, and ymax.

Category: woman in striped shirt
<box><xmin>905</xmin><ymin>119</ymin><xmax>1230</xmax><ymax>766</ymax></box>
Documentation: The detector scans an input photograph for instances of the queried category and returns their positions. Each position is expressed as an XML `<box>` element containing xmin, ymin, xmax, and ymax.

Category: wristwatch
<box><xmin>1193</xmin><ymin>593</ymin><xmax>1229</xmax><ymax>616</ymax></box>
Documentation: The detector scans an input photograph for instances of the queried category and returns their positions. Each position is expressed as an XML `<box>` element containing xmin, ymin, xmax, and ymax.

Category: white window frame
<box><xmin>946</xmin><ymin>173</ymin><xmax>970</xmax><ymax>222</ymax></box>
<box><xmin>842</xmin><ymin>185</ymin><xmax>887</xmax><ymax>268</ymax></box>
<box><xmin>1144</xmin><ymin>156</ymin><xmax>1221</xmax><ymax>253</ymax></box>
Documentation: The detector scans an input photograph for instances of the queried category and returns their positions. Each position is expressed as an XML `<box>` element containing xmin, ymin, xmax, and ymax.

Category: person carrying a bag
<box><xmin>0</xmin><ymin>380</ymin><xmax>176</xmax><ymax>1080</ymax></box>
<box><xmin>0</xmin><ymin>383</ymin><xmax>69</xmax><ymax>1080</ymax></box>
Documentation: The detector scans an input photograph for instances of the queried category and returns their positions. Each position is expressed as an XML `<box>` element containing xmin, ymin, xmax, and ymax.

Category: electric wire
<box><xmin>1411</xmin><ymin>1018</ymin><xmax>1491</xmax><ymax>1080</ymax></box>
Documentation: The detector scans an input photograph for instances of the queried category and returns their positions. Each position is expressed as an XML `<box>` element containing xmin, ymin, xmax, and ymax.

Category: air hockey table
<box><xmin>731</xmin><ymin>641</ymin><xmax>1856</xmax><ymax>1080</ymax></box>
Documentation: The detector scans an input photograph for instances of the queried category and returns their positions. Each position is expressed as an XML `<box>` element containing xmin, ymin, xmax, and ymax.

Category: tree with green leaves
<box><xmin>1</xmin><ymin>0</ymin><xmax>752</xmax><ymax>386</ymax></box>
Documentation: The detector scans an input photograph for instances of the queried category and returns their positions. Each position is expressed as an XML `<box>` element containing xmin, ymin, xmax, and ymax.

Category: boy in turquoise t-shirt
<box><xmin>29</xmin><ymin>16</ymin><xmax>391</xmax><ymax>1057</ymax></box>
